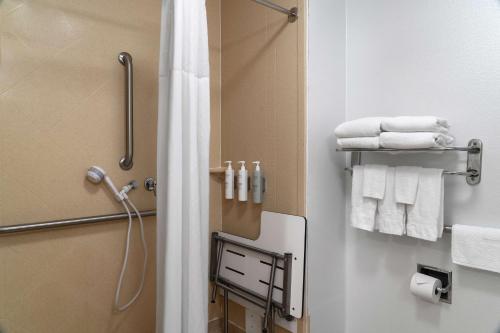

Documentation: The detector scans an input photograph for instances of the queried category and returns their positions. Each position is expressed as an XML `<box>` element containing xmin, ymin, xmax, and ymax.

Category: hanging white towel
<box><xmin>381</xmin><ymin>116</ymin><xmax>449</xmax><ymax>133</ymax></box>
<box><xmin>337</xmin><ymin>137</ymin><xmax>380</xmax><ymax>149</ymax></box>
<box><xmin>351</xmin><ymin>165</ymin><xmax>378</xmax><ymax>232</ymax></box>
<box><xmin>394</xmin><ymin>166</ymin><xmax>421</xmax><ymax>205</ymax></box>
<box><xmin>406</xmin><ymin>168</ymin><xmax>444</xmax><ymax>241</ymax></box>
<box><xmin>334</xmin><ymin>117</ymin><xmax>387</xmax><ymax>138</ymax></box>
<box><xmin>452</xmin><ymin>224</ymin><xmax>500</xmax><ymax>274</ymax></box>
<box><xmin>376</xmin><ymin>167</ymin><xmax>406</xmax><ymax>235</ymax></box>
<box><xmin>379</xmin><ymin>132</ymin><xmax>454</xmax><ymax>149</ymax></box>
<box><xmin>362</xmin><ymin>164</ymin><xmax>388</xmax><ymax>200</ymax></box>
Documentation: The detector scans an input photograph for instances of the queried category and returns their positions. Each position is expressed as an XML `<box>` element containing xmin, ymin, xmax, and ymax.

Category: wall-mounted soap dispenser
<box><xmin>252</xmin><ymin>161</ymin><xmax>263</xmax><ymax>204</ymax></box>
<box><xmin>237</xmin><ymin>161</ymin><xmax>248</xmax><ymax>202</ymax></box>
<box><xmin>224</xmin><ymin>161</ymin><xmax>234</xmax><ymax>199</ymax></box>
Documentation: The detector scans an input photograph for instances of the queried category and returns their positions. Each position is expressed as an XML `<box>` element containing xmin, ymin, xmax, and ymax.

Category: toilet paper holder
<box><xmin>417</xmin><ymin>264</ymin><xmax>452</xmax><ymax>303</ymax></box>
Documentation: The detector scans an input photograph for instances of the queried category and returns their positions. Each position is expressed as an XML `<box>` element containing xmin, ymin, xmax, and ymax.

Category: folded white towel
<box><xmin>395</xmin><ymin>166</ymin><xmax>421</xmax><ymax>205</ymax></box>
<box><xmin>362</xmin><ymin>164</ymin><xmax>388</xmax><ymax>200</ymax></box>
<box><xmin>406</xmin><ymin>168</ymin><xmax>444</xmax><ymax>241</ymax></box>
<box><xmin>379</xmin><ymin>132</ymin><xmax>454</xmax><ymax>149</ymax></box>
<box><xmin>376</xmin><ymin>167</ymin><xmax>406</xmax><ymax>235</ymax></box>
<box><xmin>381</xmin><ymin>116</ymin><xmax>449</xmax><ymax>133</ymax></box>
<box><xmin>351</xmin><ymin>165</ymin><xmax>378</xmax><ymax>231</ymax></box>
<box><xmin>452</xmin><ymin>224</ymin><xmax>500</xmax><ymax>274</ymax></box>
<box><xmin>337</xmin><ymin>137</ymin><xmax>380</xmax><ymax>149</ymax></box>
<box><xmin>334</xmin><ymin>117</ymin><xmax>387</xmax><ymax>138</ymax></box>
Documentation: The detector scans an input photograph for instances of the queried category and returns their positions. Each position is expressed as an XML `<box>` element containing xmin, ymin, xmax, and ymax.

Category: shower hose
<box><xmin>114</xmin><ymin>198</ymin><xmax>148</xmax><ymax>312</ymax></box>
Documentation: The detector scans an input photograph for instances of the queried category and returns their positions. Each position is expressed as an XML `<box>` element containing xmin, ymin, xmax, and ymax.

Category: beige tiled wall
<box><xmin>207</xmin><ymin>0</ymin><xmax>306</xmax><ymax>331</ymax></box>
<box><xmin>220</xmin><ymin>0</ymin><xmax>306</xmax><ymax>240</ymax></box>
<box><xmin>0</xmin><ymin>0</ymin><xmax>161</xmax><ymax>332</ymax></box>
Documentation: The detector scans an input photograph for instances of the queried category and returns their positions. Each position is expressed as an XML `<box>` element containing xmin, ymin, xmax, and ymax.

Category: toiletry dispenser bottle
<box><xmin>252</xmin><ymin>161</ymin><xmax>263</xmax><ymax>204</ymax></box>
<box><xmin>237</xmin><ymin>161</ymin><xmax>248</xmax><ymax>202</ymax></box>
<box><xmin>224</xmin><ymin>161</ymin><xmax>234</xmax><ymax>199</ymax></box>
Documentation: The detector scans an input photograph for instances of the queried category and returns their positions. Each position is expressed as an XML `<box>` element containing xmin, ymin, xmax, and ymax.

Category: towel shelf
<box><xmin>337</xmin><ymin>139</ymin><xmax>483</xmax><ymax>185</ymax></box>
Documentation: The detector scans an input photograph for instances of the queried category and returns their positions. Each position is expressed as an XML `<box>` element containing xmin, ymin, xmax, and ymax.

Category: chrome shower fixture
<box><xmin>86</xmin><ymin>165</ymin><xmax>147</xmax><ymax>312</ymax></box>
<box><xmin>87</xmin><ymin>166</ymin><xmax>124</xmax><ymax>202</ymax></box>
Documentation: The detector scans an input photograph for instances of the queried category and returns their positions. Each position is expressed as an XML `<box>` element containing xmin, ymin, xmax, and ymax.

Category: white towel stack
<box><xmin>335</xmin><ymin>117</ymin><xmax>384</xmax><ymax>149</ymax></box>
<box><xmin>351</xmin><ymin>164</ymin><xmax>445</xmax><ymax>241</ymax></box>
<box><xmin>335</xmin><ymin>116</ymin><xmax>454</xmax><ymax>149</ymax></box>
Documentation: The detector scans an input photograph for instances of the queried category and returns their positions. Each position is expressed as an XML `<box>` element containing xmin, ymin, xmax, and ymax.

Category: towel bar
<box><xmin>343</xmin><ymin>167</ymin><xmax>476</xmax><ymax>177</ymax></box>
<box><xmin>338</xmin><ymin>139</ymin><xmax>483</xmax><ymax>185</ymax></box>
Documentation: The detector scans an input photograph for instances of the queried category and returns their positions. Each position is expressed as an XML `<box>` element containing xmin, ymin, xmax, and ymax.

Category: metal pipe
<box><xmin>216</xmin><ymin>282</ymin><xmax>266</xmax><ymax>308</ymax></box>
<box><xmin>337</xmin><ymin>146</ymin><xmax>480</xmax><ymax>153</ymax></box>
<box><xmin>281</xmin><ymin>253</ymin><xmax>293</xmax><ymax>317</ymax></box>
<box><xmin>118</xmin><ymin>52</ymin><xmax>134</xmax><ymax>170</ymax></box>
<box><xmin>249</xmin><ymin>0</ymin><xmax>298</xmax><ymax>22</ymax></box>
<box><xmin>0</xmin><ymin>210</ymin><xmax>156</xmax><ymax>235</ymax></box>
<box><xmin>224</xmin><ymin>289</ymin><xmax>229</xmax><ymax>333</ymax></box>
<box><xmin>344</xmin><ymin>167</ymin><xmax>477</xmax><ymax>177</ymax></box>
<box><xmin>211</xmin><ymin>241</ymin><xmax>225</xmax><ymax>302</ymax></box>
<box><xmin>213</xmin><ymin>234</ymin><xmax>285</xmax><ymax>259</ymax></box>
<box><xmin>217</xmin><ymin>277</ymin><xmax>285</xmax><ymax>310</ymax></box>
<box><xmin>263</xmin><ymin>257</ymin><xmax>277</xmax><ymax>332</ymax></box>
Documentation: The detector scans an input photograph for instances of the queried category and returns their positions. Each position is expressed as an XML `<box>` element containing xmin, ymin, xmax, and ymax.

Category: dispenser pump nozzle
<box><xmin>238</xmin><ymin>161</ymin><xmax>246</xmax><ymax>170</ymax></box>
<box><xmin>252</xmin><ymin>161</ymin><xmax>261</xmax><ymax>171</ymax></box>
<box><xmin>224</xmin><ymin>161</ymin><xmax>233</xmax><ymax>170</ymax></box>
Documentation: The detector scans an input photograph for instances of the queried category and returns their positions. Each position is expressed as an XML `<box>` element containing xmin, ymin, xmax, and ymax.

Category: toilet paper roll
<box><xmin>410</xmin><ymin>273</ymin><xmax>442</xmax><ymax>303</ymax></box>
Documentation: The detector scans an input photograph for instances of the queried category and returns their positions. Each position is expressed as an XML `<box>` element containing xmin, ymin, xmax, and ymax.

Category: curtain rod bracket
<box><xmin>288</xmin><ymin>7</ymin><xmax>298</xmax><ymax>23</ymax></box>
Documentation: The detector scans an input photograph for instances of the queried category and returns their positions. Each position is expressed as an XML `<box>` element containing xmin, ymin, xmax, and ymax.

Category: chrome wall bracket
<box><xmin>144</xmin><ymin>177</ymin><xmax>157</xmax><ymax>196</ymax></box>
<box><xmin>466</xmin><ymin>139</ymin><xmax>482</xmax><ymax>185</ymax></box>
<box><xmin>288</xmin><ymin>7</ymin><xmax>298</xmax><ymax>23</ymax></box>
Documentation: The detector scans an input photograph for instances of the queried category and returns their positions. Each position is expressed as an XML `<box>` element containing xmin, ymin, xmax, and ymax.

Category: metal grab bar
<box><xmin>0</xmin><ymin>210</ymin><xmax>156</xmax><ymax>235</ymax></box>
<box><xmin>118</xmin><ymin>52</ymin><xmax>134</xmax><ymax>170</ymax></box>
<box><xmin>249</xmin><ymin>0</ymin><xmax>298</xmax><ymax>23</ymax></box>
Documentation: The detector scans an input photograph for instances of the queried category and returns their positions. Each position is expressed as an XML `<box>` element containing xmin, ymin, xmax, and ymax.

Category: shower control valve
<box><xmin>144</xmin><ymin>177</ymin><xmax>157</xmax><ymax>196</ymax></box>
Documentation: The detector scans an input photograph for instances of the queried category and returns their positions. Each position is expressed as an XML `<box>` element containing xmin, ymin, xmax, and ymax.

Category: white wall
<box><xmin>306</xmin><ymin>0</ymin><xmax>346</xmax><ymax>332</ymax></box>
<box><xmin>345</xmin><ymin>1</ymin><xmax>500</xmax><ymax>332</ymax></box>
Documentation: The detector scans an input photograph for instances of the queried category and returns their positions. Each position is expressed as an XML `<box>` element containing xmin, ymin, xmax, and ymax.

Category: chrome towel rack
<box><xmin>337</xmin><ymin>139</ymin><xmax>483</xmax><ymax>185</ymax></box>
<box><xmin>249</xmin><ymin>0</ymin><xmax>298</xmax><ymax>23</ymax></box>
<box><xmin>118</xmin><ymin>52</ymin><xmax>134</xmax><ymax>170</ymax></box>
<box><xmin>0</xmin><ymin>210</ymin><xmax>156</xmax><ymax>235</ymax></box>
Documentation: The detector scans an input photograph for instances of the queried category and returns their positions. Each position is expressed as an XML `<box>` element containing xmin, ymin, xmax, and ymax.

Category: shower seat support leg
<box><xmin>224</xmin><ymin>289</ymin><xmax>229</xmax><ymax>333</ymax></box>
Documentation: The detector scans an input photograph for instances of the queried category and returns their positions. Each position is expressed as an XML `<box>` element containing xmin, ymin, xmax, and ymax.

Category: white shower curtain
<box><xmin>156</xmin><ymin>0</ymin><xmax>210</xmax><ymax>332</ymax></box>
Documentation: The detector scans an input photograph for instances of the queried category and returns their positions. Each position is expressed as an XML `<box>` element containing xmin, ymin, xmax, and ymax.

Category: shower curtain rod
<box><xmin>249</xmin><ymin>0</ymin><xmax>298</xmax><ymax>22</ymax></box>
<box><xmin>0</xmin><ymin>210</ymin><xmax>157</xmax><ymax>235</ymax></box>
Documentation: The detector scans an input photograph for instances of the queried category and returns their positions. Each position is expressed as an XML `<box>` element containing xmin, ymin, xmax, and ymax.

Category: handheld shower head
<box><xmin>86</xmin><ymin>166</ymin><xmax>123</xmax><ymax>202</ymax></box>
<box><xmin>87</xmin><ymin>166</ymin><xmax>106</xmax><ymax>184</ymax></box>
<box><xmin>85</xmin><ymin>166</ymin><xmax>147</xmax><ymax>312</ymax></box>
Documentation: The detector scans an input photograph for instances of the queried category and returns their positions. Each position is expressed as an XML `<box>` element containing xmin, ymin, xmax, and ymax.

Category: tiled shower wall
<box><xmin>0</xmin><ymin>0</ymin><xmax>160</xmax><ymax>332</ymax></box>
<box><xmin>207</xmin><ymin>0</ymin><xmax>307</xmax><ymax>332</ymax></box>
